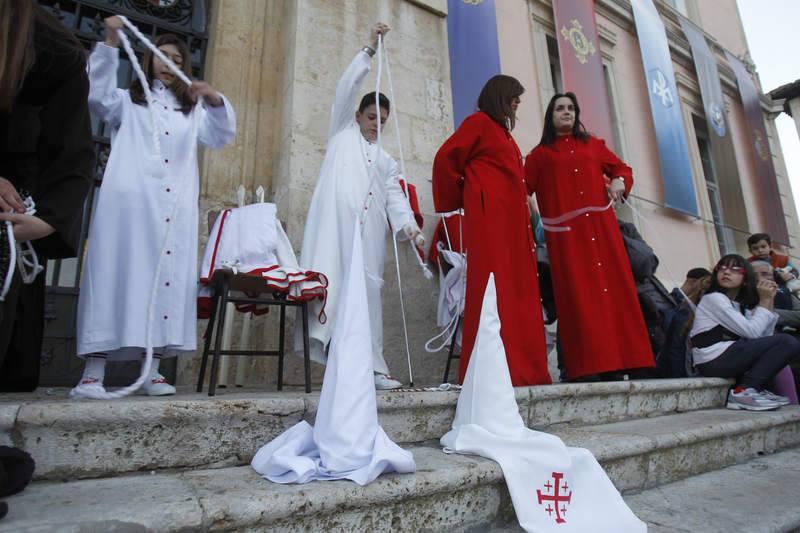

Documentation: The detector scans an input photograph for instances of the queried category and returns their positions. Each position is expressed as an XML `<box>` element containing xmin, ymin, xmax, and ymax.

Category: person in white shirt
<box><xmin>296</xmin><ymin>23</ymin><xmax>422</xmax><ymax>391</ymax></box>
<box><xmin>71</xmin><ymin>16</ymin><xmax>236</xmax><ymax>398</ymax></box>
<box><xmin>690</xmin><ymin>254</ymin><xmax>799</xmax><ymax>411</ymax></box>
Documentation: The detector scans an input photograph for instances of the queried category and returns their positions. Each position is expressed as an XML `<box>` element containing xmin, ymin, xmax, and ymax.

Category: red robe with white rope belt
<box><xmin>433</xmin><ymin>112</ymin><xmax>550</xmax><ymax>386</ymax></box>
<box><xmin>525</xmin><ymin>134</ymin><xmax>654</xmax><ymax>379</ymax></box>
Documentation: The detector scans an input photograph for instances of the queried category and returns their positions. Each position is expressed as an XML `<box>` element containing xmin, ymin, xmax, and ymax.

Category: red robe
<box><xmin>433</xmin><ymin>112</ymin><xmax>550</xmax><ymax>386</ymax></box>
<box><xmin>525</xmin><ymin>134</ymin><xmax>653</xmax><ymax>378</ymax></box>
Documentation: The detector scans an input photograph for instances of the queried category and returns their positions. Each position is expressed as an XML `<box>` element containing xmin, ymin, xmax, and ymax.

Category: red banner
<box><xmin>552</xmin><ymin>0</ymin><xmax>616</xmax><ymax>151</ymax></box>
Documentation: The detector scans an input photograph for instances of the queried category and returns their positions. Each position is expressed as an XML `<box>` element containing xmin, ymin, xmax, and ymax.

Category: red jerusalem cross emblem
<box><xmin>537</xmin><ymin>472</ymin><xmax>573</xmax><ymax>524</ymax></box>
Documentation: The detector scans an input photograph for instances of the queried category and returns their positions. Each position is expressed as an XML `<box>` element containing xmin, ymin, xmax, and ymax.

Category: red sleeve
<box><xmin>596</xmin><ymin>137</ymin><xmax>633</xmax><ymax>195</ymax></box>
<box><xmin>399</xmin><ymin>180</ymin><xmax>424</xmax><ymax>229</ymax></box>
<box><xmin>524</xmin><ymin>147</ymin><xmax>543</xmax><ymax>196</ymax></box>
<box><xmin>432</xmin><ymin>114</ymin><xmax>483</xmax><ymax>213</ymax></box>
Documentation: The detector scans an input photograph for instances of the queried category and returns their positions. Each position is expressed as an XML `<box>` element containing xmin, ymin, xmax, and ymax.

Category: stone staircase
<box><xmin>1</xmin><ymin>378</ymin><xmax>799</xmax><ymax>531</ymax></box>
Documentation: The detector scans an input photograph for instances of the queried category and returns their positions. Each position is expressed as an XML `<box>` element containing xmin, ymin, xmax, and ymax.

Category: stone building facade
<box><xmin>37</xmin><ymin>0</ymin><xmax>798</xmax><ymax>388</ymax></box>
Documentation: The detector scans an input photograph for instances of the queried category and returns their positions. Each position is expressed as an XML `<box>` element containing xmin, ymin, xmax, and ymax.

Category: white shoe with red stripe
<box><xmin>141</xmin><ymin>374</ymin><xmax>176</xmax><ymax>396</ymax></box>
<box><xmin>69</xmin><ymin>377</ymin><xmax>107</xmax><ymax>399</ymax></box>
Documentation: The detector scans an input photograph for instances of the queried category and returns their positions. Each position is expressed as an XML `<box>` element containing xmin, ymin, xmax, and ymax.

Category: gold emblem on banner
<box><xmin>754</xmin><ymin>130</ymin><xmax>770</xmax><ymax>161</ymax></box>
<box><xmin>462</xmin><ymin>0</ymin><xmax>485</xmax><ymax>5</ymax></box>
<box><xmin>560</xmin><ymin>19</ymin><xmax>596</xmax><ymax>65</ymax></box>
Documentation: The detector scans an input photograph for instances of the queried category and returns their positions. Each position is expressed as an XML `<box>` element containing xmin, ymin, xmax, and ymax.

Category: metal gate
<box><xmin>35</xmin><ymin>0</ymin><xmax>210</xmax><ymax>386</ymax></box>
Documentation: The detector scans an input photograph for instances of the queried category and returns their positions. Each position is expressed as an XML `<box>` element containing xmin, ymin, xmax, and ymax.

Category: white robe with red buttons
<box><xmin>76</xmin><ymin>43</ymin><xmax>236</xmax><ymax>360</ymax></box>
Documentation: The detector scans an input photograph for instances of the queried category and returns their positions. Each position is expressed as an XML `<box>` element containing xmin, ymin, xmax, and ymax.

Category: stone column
<box><xmin>788</xmin><ymin>97</ymin><xmax>800</xmax><ymax>140</ymax></box>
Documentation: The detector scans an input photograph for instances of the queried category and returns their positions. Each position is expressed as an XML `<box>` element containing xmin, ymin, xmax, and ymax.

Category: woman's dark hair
<box><xmin>705</xmin><ymin>254</ymin><xmax>759</xmax><ymax>311</ymax></box>
<box><xmin>539</xmin><ymin>91</ymin><xmax>591</xmax><ymax>146</ymax></box>
<box><xmin>0</xmin><ymin>2</ymin><xmax>85</xmax><ymax>112</ymax></box>
<box><xmin>130</xmin><ymin>33</ymin><xmax>194</xmax><ymax>115</ymax></box>
<box><xmin>477</xmin><ymin>74</ymin><xmax>524</xmax><ymax>131</ymax></box>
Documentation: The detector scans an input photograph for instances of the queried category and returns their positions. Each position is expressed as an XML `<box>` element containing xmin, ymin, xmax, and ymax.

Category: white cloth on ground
<box><xmin>440</xmin><ymin>273</ymin><xmax>646</xmax><ymax>532</ymax></box>
<box><xmin>252</xmin><ymin>221</ymin><xmax>415</xmax><ymax>484</ymax></box>
<box><xmin>77</xmin><ymin>42</ymin><xmax>236</xmax><ymax>360</ymax></box>
<box><xmin>293</xmin><ymin>50</ymin><xmax>415</xmax><ymax>375</ymax></box>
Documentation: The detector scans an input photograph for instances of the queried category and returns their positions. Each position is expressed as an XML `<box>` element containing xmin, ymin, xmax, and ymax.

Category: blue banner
<box><xmin>631</xmin><ymin>0</ymin><xmax>698</xmax><ymax>217</ymax></box>
<box><xmin>447</xmin><ymin>0</ymin><xmax>501</xmax><ymax>128</ymax></box>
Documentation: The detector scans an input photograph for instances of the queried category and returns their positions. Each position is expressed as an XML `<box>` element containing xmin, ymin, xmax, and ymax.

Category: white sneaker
<box><xmin>726</xmin><ymin>387</ymin><xmax>781</xmax><ymax>411</ymax></box>
<box><xmin>141</xmin><ymin>374</ymin><xmax>176</xmax><ymax>396</ymax></box>
<box><xmin>374</xmin><ymin>373</ymin><xmax>402</xmax><ymax>390</ymax></box>
<box><xmin>69</xmin><ymin>378</ymin><xmax>107</xmax><ymax>399</ymax></box>
<box><xmin>760</xmin><ymin>389</ymin><xmax>791</xmax><ymax>406</ymax></box>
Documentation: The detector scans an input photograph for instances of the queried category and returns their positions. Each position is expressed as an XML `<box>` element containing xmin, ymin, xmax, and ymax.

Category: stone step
<box><xmin>624</xmin><ymin>447</ymin><xmax>800</xmax><ymax>533</ymax></box>
<box><xmin>2</xmin><ymin>407</ymin><xmax>797</xmax><ymax>532</ymax></box>
<box><xmin>0</xmin><ymin>378</ymin><xmax>732</xmax><ymax>481</ymax></box>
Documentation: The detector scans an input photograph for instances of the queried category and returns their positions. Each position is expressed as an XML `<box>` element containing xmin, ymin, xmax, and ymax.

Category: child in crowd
<box><xmin>691</xmin><ymin>254</ymin><xmax>799</xmax><ymax>411</ymax></box>
<box><xmin>71</xmin><ymin>16</ymin><xmax>236</xmax><ymax>398</ymax></box>
<box><xmin>747</xmin><ymin>232</ymin><xmax>798</xmax><ymax>277</ymax></box>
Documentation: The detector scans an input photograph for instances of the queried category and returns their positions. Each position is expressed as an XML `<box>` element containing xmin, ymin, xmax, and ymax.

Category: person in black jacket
<box><xmin>0</xmin><ymin>0</ymin><xmax>94</xmax><ymax>391</ymax></box>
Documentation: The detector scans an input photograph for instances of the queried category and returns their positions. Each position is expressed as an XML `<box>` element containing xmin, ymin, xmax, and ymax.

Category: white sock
<box><xmin>81</xmin><ymin>355</ymin><xmax>106</xmax><ymax>384</ymax></box>
<box><xmin>143</xmin><ymin>354</ymin><xmax>161</xmax><ymax>379</ymax></box>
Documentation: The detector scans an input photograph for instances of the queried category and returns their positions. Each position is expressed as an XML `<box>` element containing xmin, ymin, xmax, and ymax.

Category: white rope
<box><xmin>374</xmin><ymin>34</ymin><xmax>416</xmax><ymax>385</ymax></box>
<box><xmin>76</xmin><ymin>17</ymin><xmax>196</xmax><ymax>400</ymax></box>
<box><xmin>382</xmin><ymin>44</ymin><xmax>433</xmax><ymax>280</ymax></box>
<box><xmin>540</xmin><ymin>199</ymin><xmax>614</xmax><ymax>233</ymax></box>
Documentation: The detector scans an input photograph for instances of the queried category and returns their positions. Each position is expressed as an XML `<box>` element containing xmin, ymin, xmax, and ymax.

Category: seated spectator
<box><xmin>671</xmin><ymin>268</ymin><xmax>711</xmax><ymax>307</ymax></box>
<box><xmin>691</xmin><ymin>254</ymin><xmax>799</xmax><ymax>411</ymax></box>
<box><xmin>657</xmin><ymin>268</ymin><xmax>711</xmax><ymax>378</ymax></box>
<box><xmin>751</xmin><ymin>260</ymin><xmax>797</xmax><ymax>319</ymax></box>
<box><xmin>747</xmin><ymin>232</ymin><xmax>798</xmax><ymax>278</ymax></box>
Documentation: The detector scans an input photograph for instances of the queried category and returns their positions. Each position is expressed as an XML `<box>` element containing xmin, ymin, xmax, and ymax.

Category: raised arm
<box><xmin>328</xmin><ymin>23</ymin><xmax>388</xmax><ymax>139</ymax></box>
<box><xmin>87</xmin><ymin>17</ymin><xmax>126</xmax><ymax>127</ymax></box>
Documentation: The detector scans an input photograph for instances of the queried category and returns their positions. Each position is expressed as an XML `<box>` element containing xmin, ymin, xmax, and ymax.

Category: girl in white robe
<box><xmin>71</xmin><ymin>17</ymin><xmax>236</xmax><ymax>398</ymax></box>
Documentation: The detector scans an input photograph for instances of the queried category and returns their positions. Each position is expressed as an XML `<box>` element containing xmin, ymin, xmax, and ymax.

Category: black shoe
<box><xmin>0</xmin><ymin>221</ymin><xmax>15</xmax><ymax>302</ymax></box>
<box><xmin>0</xmin><ymin>501</ymin><xmax>7</xmax><ymax>520</ymax></box>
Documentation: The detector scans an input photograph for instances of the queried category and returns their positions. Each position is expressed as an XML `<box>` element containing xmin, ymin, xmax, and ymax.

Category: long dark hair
<box><xmin>705</xmin><ymin>254</ymin><xmax>759</xmax><ymax>311</ymax></box>
<box><xmin>477</xmin><ymin>74</ymin><xmax>524</xmax><ymax>131</ymax></box>
<box><xmin>130</xmin><ymin>33</ymin><xmax>194</xmax><ymax>115</ymax></box>
<box><xmin>0</xmin><ymin>1</ymin><xmax>84</xmax><ymax>112</ymax></box>
<box><xmin>539</xmin><ymin>92</ymin><xmax>590</xmax><ymax>146</ymax></box>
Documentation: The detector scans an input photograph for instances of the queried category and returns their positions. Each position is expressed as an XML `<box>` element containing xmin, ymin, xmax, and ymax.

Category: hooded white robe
<box><xmin>295</xmin><ymin>50</ymin><xmax>414</xmax><ymax>375</ymax></box>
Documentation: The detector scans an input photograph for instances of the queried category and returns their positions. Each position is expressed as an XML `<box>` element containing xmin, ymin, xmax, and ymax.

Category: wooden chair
<box><xmin>196</xmin><ymin>211</ymin><xmax>312</xmax><ymax>396</ymax></box>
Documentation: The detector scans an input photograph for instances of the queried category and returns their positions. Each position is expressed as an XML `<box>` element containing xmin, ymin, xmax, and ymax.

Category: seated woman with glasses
<box><xmin>691</xmin><ymin>254</ymin><xmax>799</xmax><ymax>410</ymax></box>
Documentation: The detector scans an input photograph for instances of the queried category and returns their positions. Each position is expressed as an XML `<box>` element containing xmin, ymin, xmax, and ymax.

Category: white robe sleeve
<box><xmin>87</xmin><ymin>42</ymin><xmax>126</xmax><ymax>128</ymax></box>
<box><xmin>699</xmin><ymin>293</ymin><xmax>778</xmax><ymax>339</ymax></box>
<box><xmin>384</xmin><ymin>156</ymin><xmax>415</xmax><ymax>239</ymax></box>
<box><xmin>328</xmin><ymin>51</ymin><xmax>372</xmax><ymax>140</ymax></box>
<box><xmin>198</xmin><ymin>94</ymin><xmax>237</xmax><ymax>149</ymax></box>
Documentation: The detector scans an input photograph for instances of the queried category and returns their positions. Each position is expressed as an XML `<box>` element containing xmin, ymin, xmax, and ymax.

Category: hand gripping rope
<box><xmin>78</xmin><ymin>16</ymin><xmax>193</xmax><ymax>399</ymax></box>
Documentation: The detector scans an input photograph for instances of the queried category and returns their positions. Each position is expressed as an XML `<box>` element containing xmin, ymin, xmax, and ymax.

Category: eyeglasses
<box><xmin>715</xmin><ymin>265</ymin><xmax>745</xmax><ymax>274</ymax></box>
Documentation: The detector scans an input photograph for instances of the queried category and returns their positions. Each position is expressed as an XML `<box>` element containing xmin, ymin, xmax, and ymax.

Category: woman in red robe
<box><xmin>432</xmin><ymin>76</ymin><xmax>550</xmax><ymax>386</ymax></box>
<box><xmin>525</xmin><ymin>92</ymin><xmax>653</xmax><ymax>380</ymax></box>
